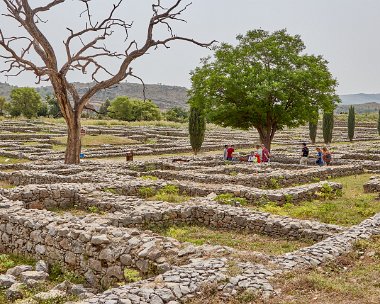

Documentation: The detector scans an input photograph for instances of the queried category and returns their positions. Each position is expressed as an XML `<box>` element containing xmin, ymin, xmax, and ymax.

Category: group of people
<box><xmin>300</xmin><ymin>143</ymin><xmax>332</xmax><ymax>166</ymax></box>
<box><xmin>223</xmin><ymin>142</ymin><xmax>332</xmax><ymax>166</ymax></box>
<box><xmin>223</xmin><ymin>144</ymin><xmax>271</xmax><ymax>163</ymax></box>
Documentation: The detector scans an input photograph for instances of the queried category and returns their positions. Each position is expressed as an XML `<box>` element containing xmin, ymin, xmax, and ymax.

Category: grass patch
<box><xmin>0</xmin><ymin>156</ymin><xmax>28</xmax><ymax>165</ymax></box>
<box><xmin>150</xmin><ymin>225</ymin><xmax>313</xmax><ymax>255</ymax></box>
<box><xmin>0</xmin><ymin>253</ymin><xmax>35</xmax><ymax>273</ymax></box>
<box><xmin>257</xmin><ymin>174</ymin><xmax>379</xmax><ymax>226</ymax></box>
<box><xmin>214</xmin><ymin>193</ymin><xmax>248</xmax><ymax>206</ymax></box>
<box><xmin>138</xmin><ymin>185</ymin><xmax>189</xmax><ymax>203</ymax></box>
<box><xmin>49</xmin><ymin>263</ymin><xmax>85</xmax><ymax>285</ymax></box>
<box><xmin>140</xmin><ymin>175</ymin><xmax>158</xmax><ymax>181</ymax></box>
<box><xmin>0</xmin><ymin>180</ymin><xmax>15</xmax><ymax>189</ymax></box>
<box><xmin>53</xmin><ymin>134</ymin><xmax>139</xmax><ymax>147</ymax></box>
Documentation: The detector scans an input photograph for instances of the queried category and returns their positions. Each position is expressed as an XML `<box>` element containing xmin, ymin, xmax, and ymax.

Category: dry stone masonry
<box><xmin>0</xmin><ymin>119</ymin><xmax>379</xmax><ymax>303</ymax></box>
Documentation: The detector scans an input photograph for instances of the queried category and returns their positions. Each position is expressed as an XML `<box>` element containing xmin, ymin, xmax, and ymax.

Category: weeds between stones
<box><xmin>257</xmin><ymin>174</ymin><xmax>380</xmax><ymax>226</ymax></box>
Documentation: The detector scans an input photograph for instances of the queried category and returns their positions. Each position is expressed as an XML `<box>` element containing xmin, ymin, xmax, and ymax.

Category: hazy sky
<box><xmin>0</xmin><ymin>0</ymin><xmax>379</xmax><ymax>94</ymax></box>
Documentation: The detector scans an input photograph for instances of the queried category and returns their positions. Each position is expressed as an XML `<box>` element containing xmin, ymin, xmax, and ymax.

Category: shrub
<box><xmin>124</xmin><ymin>268</ymin><xmax>142</xmax><ymax>282</ymax></box>
<box><xmin>284</xmin><ymin>194</ymin><xmax>293</xmax><ymax>204</ymax></box>
<box><xmin>138</xmin><ymin>186</ymin><xmax>156</xmax><ymax>198</ymax></box>
<box><xmin>88</xmin><ymin>206</ymin><xmax>100</xmax><ymax>213</ymax></box>
<box><xmin>318</xmin><ymin>183</ymin><xmax>340</xmax><ymax>200</ymax></box>
<box><xmin>49</xmin><ymin>263</ymin><xmax>85</xmax><ymax>284</ymax></box>
<box><xmin>269</xmin><ymin>178</ymin><xmax>280</xmax><ymax>189</ymax></box>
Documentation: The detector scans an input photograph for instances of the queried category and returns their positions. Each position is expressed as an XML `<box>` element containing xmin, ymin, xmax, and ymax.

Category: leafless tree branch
<box><xmin>0</xmin><ymin>0</ymin><xmax>215</xmax><ymax>163</ymax></box>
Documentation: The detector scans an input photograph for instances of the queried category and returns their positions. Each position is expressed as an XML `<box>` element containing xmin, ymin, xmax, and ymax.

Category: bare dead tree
<box><xmin>0</xmin><ymin>0</ymin><xmax>215</xmax><ymax>164</ymax></box>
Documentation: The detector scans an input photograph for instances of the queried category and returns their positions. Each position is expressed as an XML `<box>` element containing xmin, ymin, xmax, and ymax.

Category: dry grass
<box><xmin>186</xmin><ymin>236</ymin><xmax>380</xmax><ymax>304</ymax></box>
<box><xmin>53</xmin><ymin>134</ymin><xmax>139</xmax><ymax>147</ymax></box>
<box><xmin>150</xmin><ymin>225</ymin><xmax>313</xmax><ymax>255</ymax></box>
<box><xmin>0</xmin><ymin>156</ymin><xmax>28</xmax><ymax>165</ymax></box>
<box><xmin>0</xmin><ymin>180</ymin><xmax>15</xmax><ymax>189</ymax></box>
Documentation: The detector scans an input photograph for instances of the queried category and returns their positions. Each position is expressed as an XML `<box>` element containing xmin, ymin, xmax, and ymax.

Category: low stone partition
<box><xmin>363</xmin><ymin>176</ymin><xmax>380</xmax><ymax>193</ymax></box>
<box><xmin>0</xmin><ymin>183</ymin><xmax>97</xmax><ymax>210</ymax></box>
<box><xmin>272</xmin><ymin>211</ymin><xmax>380</xmax><ymax>270</ymax></box>
<box><xmin>1</xmin><ymin>184</ymin><xmax>344</xmax><ymax>243</ymax></box>
<box><xmin>341</xmin><ymin>153</ymin><xmax>380</xmax><ymax>161</ymax></box>
<box><xmin>149</xmin><ymin>165</ymin><xmax>363</xmax><ymax>189</ymax></box>
<box><xmin>77</xmin><ymin>258</ymin><xmax>275</xmax><ymax>304</ymax></box>
<box><xmin>0</xmin><ymin>196</ymin><xmax>200</xmax><ymax>289</ymax></box>
<box><xmin>0</xmin><ymin>170</ymin><xmax>100</xmax><ymax>186</ymax></box>
<box><xmin>107</xmin><ymin>177</ymin><xmax>343</xmax><ymax>205</ymax></box>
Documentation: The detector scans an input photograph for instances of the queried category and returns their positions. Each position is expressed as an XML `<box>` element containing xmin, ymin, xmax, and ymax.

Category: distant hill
<box><xmin>339</xmin><ymin>93</ymin><xmax>380</xmax><ymax>105</ymax></box>
<box><xmin>2</xmin><ymin>81</ymin><xmax>380</xmax><ymax>112</ymax></box>
<box><xmin>0</xmin><ymin>82</ymin><xmax>189</xmax><ymax>110</ymax></box>
<box><xmin>335</xmin><ymin>102</ymin><xmax>380</xmax><ymax>114</ymax></box>
<box><xmin>337</xmin><ymin>93</ymin><xmax>380</xmax><ymax>113</ymax></box>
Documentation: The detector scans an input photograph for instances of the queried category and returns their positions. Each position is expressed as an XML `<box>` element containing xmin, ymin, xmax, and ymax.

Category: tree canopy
<box><xmin>189</xmin><ymin>29</ymin><xmax>339</xmax><ymax>149</ymax></box>
<box><xmin>165</xmin><ymin>107</ymin><xmax>189</xmax><ymax>122</ymax></box>
<box><xmin>108</xmin><ymin>96</ymin><xmax>161</xmax><ymax>121</ymax></box>
<box><xmin>9</xmin><ymin>87</ymin><xmax>41</xmax><ymax>118</ymax></box>
<box><xmin>0</xmin><ymin>96</ymin><xmax>6</xmax><ymax>116</ymax></box>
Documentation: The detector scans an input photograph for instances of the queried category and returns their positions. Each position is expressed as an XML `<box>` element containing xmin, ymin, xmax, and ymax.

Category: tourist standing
<box><xmin>223</xmin><ymin>145</ymin><xmax>229</xmax><ymax>160</ymax></box>
<box><xmin>300</xmin><ymin>143</ymin><xmax>309</xmax><ymax>165</ymax></box>
<box><xmin>316</xmin><ymin>147</ymin><xmax>324</xmax><ymax>166</ymax></box>
<box><xmin>226</xmin><ymin>145</ymin><xmax>235</xmax><ymax>161</ymax></box>
<box><xmin>322</xmin><ymin>147</ymin><xmax>332</xmax><ymax>166</ymax></box>
<box><xmin>261</xmin><ymin>144</ymin><xmax>271</xmax><ymax>163</ymax></box>
<box><xmin>255</xmin><ymin>144</ymin><xmax>262</xmax><ymax>163</ymax></box>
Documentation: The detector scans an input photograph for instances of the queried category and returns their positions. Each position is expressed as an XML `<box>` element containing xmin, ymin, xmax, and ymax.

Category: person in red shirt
<box><xmin>226</xmin><ymin>145</ymin><xmax>235</xmax><ymax>161</ymax></box>
<box><xmin>261</xmin><ymin>144</ymin><xmax>271</xmax><ymax>163</ymax></box>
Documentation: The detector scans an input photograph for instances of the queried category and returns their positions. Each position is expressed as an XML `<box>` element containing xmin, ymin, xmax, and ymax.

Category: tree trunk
<box><xmin>64</xmin><ymin>113</ymin><xmax>81</xmax><ymax>165</ymax></box>
<box><xmin>256</xmin><ymin>125</ymin><xmax>276</xmax><ymax>151</ymax></box>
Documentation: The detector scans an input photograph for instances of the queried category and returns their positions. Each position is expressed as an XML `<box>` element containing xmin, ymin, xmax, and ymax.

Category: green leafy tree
<box><xmin>309</xmin><ymin>121</ymin><xmax>318</xmax><ymax>144</ymax></box>
<box><xmin>189</xmin><ymin>29</ymin><xmax>339</xmax><ymax>149</ymax></box>
<box><xmin>46</xmin><ymin>95</ymin><xmax>62</xmax><ymax>118</ymax></box>
<box><xmin>348</xmin><ymin>105</ymin><xmax>355</xmax><ymax>141</ymax></box>
<box><xmin>9</xmin><ymin>87</ymin><xmax>42</xmax><ymax>119</ymax></box>
<box><xmin>0</xmin><ymin>96</ymin><xmax>6</xmax><ymax>116</ymax></box>
<box><xmin>322</xmin><ymin>112</ymin><xmax>334</xmax><ymax>144</ymax></box>
<box><xmin>37</xmin><ymin>102</ymin><xmax>48</xmax><ymax>117</ymax></box>
<box><xmin>108</xmin><ymin>96</ymin><xmax>161</xmax><ymax>121</ymax></box>
<box><xmin>132</xmin><ymin>99</ymin><xmax>162</xmax><ymax>121</ymax></box>
<box><xmin>98</xmin><ymin>99</ymin><xmax>111</xmax><ymax>117</ymax></box>
<box><xmin>4</xmin><ymin>101</ymin><xmax>20</xmax><ymax>117</ymax></box>
<box><xmin>189</xmin><ymin>106</ymin><xmax>206</xmax><ymax>155</ymax></box>
<box><xmin>165</xmin><ymin>107</ymin><xmax>189</xmax><ymax>122</ymax></box>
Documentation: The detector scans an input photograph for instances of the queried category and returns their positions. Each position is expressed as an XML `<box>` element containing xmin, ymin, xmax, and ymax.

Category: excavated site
<box><xmin>0</xmin><ymin>119</ymin><xmax>379</xmax><ymax>303</ymax></box>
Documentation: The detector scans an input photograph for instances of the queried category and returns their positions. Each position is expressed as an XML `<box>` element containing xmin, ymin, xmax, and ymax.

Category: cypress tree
<box><xmin>378</xmin><ymin>110</ymin><xmax>380</xmax><ymax>136</ymax></box>
<box><xmin>348</xmin><ymin>105</ymin><xmax>355</xmax><ymax>141</ymax></box>
<box><xmin>309</xmin><ymin>121</ymin><xmax>317</xmax><ymax>144</ymax></box>
<box><xmin>189</xmin><ymin>106</ymin><xmax>206</xmax><ymax>155</ymax></box>
<box><xmin>322</xmin><ymin>112</ymin><xmax>334</xmax><ymax>144</ymax></box>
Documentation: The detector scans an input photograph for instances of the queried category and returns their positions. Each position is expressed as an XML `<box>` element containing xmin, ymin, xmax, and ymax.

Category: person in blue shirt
<box><xmin>316</xmin><ymin>147</ymin><xmax>324</xmax><ymax>166</ymax></box>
